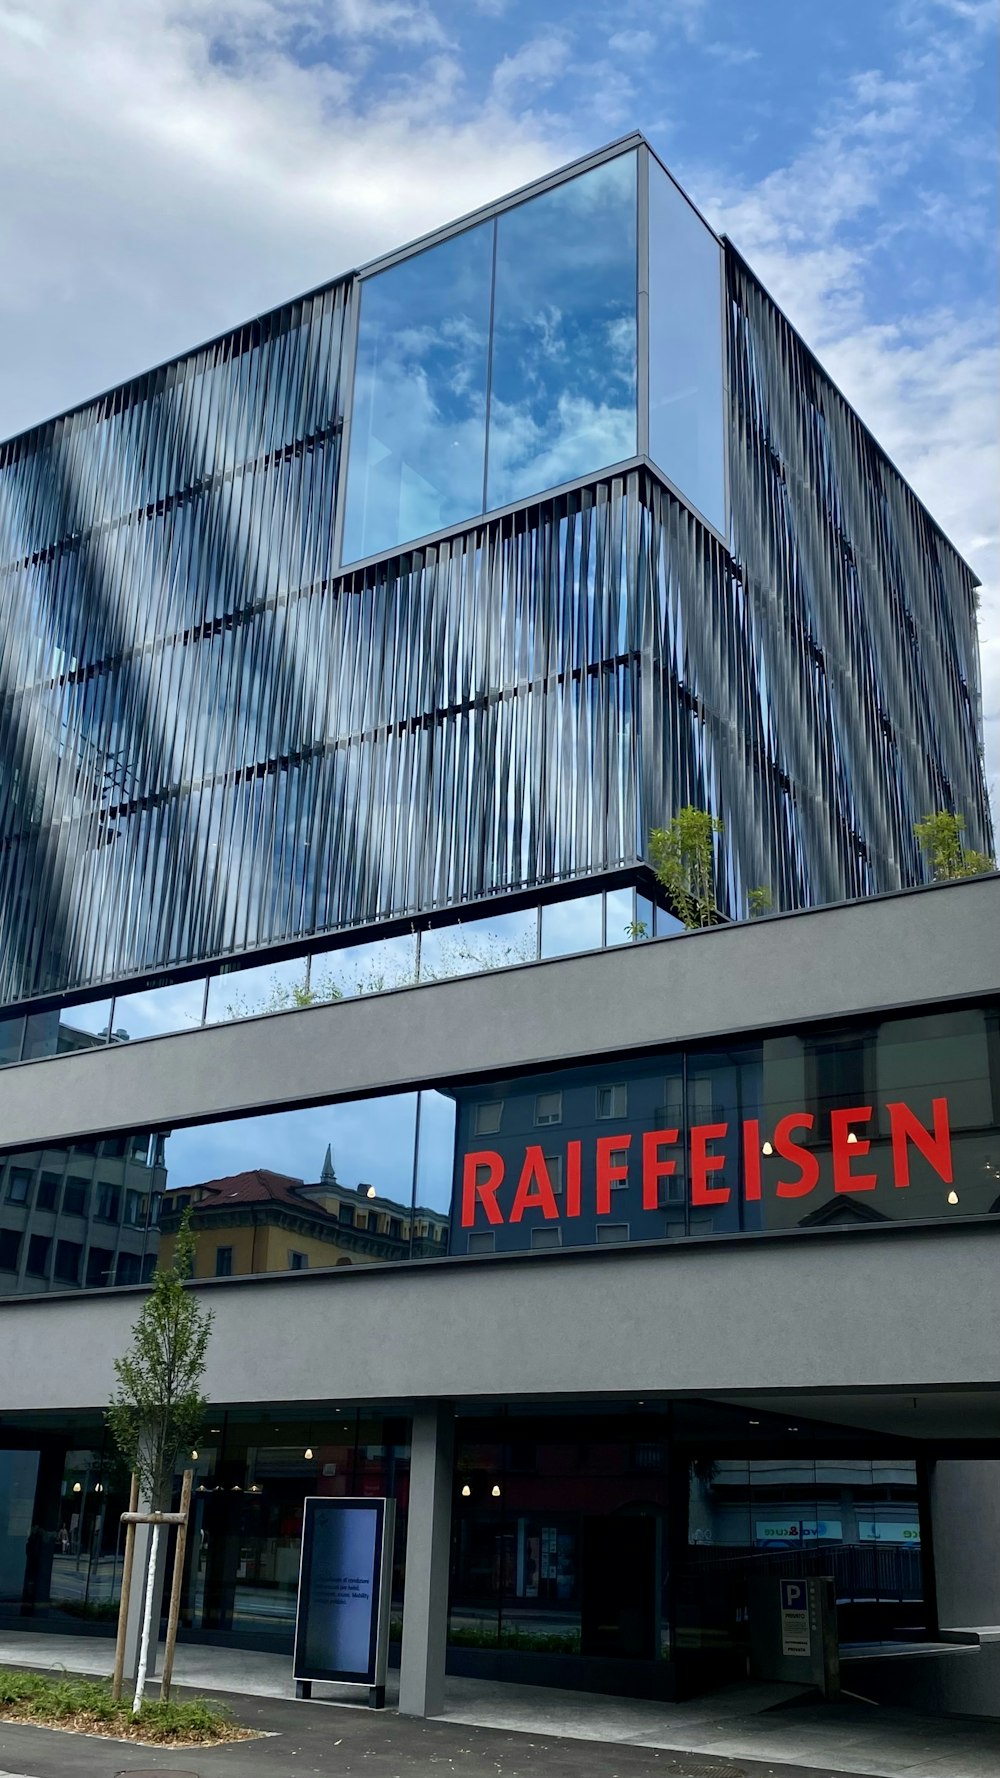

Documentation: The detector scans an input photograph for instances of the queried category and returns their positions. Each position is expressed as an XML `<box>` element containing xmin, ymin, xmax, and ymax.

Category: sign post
<box><xmin>748</xmin><ymin>1575</ymin><xmax>840</xmax><ymax>1696</ymax></box>
<box><xmin>293</xmin><ymin>1498</ymin><xmax>395</xmax><ymax>1708</ymax></box>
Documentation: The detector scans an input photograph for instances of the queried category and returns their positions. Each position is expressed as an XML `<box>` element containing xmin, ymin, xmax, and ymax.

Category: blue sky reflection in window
<box><xmin>342</xmin><ymin>149</ymin><xmax>637</xmax><ymax>563</ymax></box>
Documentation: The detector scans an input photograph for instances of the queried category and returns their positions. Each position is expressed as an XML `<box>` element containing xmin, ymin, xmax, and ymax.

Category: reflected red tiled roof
<box><xmin>183</xmin><ymin>1169</ymin><xmax>307</xmax><ymax>1207</ymax></box>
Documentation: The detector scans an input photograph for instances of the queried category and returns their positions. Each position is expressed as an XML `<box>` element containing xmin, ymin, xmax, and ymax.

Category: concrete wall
<box><xmin>0</xmin><ymin>876</ymin><xmax>995</xmax><ymax>1150</ymax></box>
<box><xmin>931</xmin><ymin>1461</ymin><xmax>1000</xmax><ymax>1627</ymax></box>
<box><xmin>1</xmin><ymin>1221</ymin><xmax>998</xmax><ymax>1415</ymax></box>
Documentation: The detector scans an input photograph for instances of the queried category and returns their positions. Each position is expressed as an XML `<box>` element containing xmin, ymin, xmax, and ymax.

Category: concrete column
<box><xmin>122</xmin><ymin>1516</ymin><xmax>170</xmax><ymax>1682</ymax></box>
<box><xmin>929</xmin><ymin>1460</ymin><xmax>1000</xmax><ymax>1629</ymax></box>
<box><xmin>398</xmin><ymin>1404</ymin><xmax>454</xmax><ymax>1718</ymax></box>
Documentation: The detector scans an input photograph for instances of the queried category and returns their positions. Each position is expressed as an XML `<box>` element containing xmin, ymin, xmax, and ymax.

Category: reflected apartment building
<box><xmin>0</xmin><ymin>135</ymin><xmax>998</xmax><ymax>1718</ymax></box>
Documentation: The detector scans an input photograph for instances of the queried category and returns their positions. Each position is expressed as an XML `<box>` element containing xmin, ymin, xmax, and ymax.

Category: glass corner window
<box><xmin>341</xmin><ymin>222</ymin><xmax>493</xmax><ymax>565</ymax></box>
<box><xmin>485</xmin><ymin>149</ymin><xmax>638</xmax><ymax>511</ymax></box>
<box><xmin>341</xmin><ymin>148</ymin><xmax>639</xmax><ymax>566</ymax></box>
<box><xmin>646</xmin><ymin>156</ymin><xmax>727</xmax><ymax>535</ymax></box>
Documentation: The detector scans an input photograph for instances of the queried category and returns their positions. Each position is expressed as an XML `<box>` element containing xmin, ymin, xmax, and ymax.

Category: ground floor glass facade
<box><xmin>0</xmin><ymin>1403</ymin><xmax>929</xmax><ymax>1695</ymax></box>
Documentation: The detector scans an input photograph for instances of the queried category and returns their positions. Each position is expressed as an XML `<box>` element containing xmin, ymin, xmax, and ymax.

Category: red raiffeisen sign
<box><xmin>460</xmin><ymin>1097</ymin><xmax>953</xmax><ymax>1227</ymax></box>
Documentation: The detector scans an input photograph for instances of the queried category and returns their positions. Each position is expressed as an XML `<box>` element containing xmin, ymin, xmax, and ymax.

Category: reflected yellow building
<box><xmin>159</xmin><ymin>1146</ymin><xmax>448</xmax><ymax>1278</ymax></box>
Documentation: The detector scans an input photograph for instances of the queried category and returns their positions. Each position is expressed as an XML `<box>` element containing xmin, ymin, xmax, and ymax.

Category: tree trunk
<box><xmin>132</xmin><ymin>1520</ymin><xmax>161</xmax><ymax>1715</ymax></box>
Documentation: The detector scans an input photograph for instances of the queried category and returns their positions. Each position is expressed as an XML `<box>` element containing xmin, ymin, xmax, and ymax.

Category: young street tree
<box><xmin>107</xmin><ymin>1212</ymin><xmax>212</xmax><ymax>1713</ymax></box>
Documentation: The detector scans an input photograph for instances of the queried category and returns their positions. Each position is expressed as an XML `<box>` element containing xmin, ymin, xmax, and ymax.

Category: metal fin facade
<box><xmin>0</xmin><ymin>191</ymin><xmax>991</xmax><ymax>1012</ymax></box>
<box><xmin>725</xmin><ymin>245</ymin><xmax>992</xmax><ymax>906</ymax></box>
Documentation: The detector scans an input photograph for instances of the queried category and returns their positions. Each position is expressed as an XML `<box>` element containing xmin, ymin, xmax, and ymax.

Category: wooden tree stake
<box><xmin>160</xmin><ymin>1468</ymin><xmax>194</xmax><ymax>1701</ymax></box>
<box><xmin>111</xmin><ymin>1473</ymin><xmax>140</xmax><ymax>1702</ymax></box>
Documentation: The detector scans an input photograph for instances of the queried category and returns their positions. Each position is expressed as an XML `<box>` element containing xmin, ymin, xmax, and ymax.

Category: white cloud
<box><xmin>490</xmin><ymin>30</ymin><xmax>572</xmax><ymax>106</ymax></box>
<box><xmin>0</xmin><ymin>0</ymin><xmax>572</xmax><ymax>440</ymax></box>
<box><xmin>608</xmin><ymin>29</ymin><xmax>655</xmax><ymax>56</ymax></box>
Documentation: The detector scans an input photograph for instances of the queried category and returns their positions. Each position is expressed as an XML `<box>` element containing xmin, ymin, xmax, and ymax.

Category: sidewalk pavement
<box><xmin>0</xmin><ymin>1682</ymin><xmax>900</xmax><ymax>1778</ymax></box>
<box><xmin>0</xmin><ymin>1633</ymin><xmax>998</xmax><ymax>1778</ymax></box>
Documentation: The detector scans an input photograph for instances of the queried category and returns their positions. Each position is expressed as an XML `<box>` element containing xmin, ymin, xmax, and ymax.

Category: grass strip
<box><xmin>0</xmin><ymin>1665</ymin><xmax>258</xmax><ymax>1745</ymax></box>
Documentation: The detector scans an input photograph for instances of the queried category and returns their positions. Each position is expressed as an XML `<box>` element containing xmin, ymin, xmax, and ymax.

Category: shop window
<box><xmin>215</xmin><ymin>1246</ymin><xmax>234</xmax><ymax>1277</ymax></box>
<box><xmin>63</xmin><ymin>1177</ymin><xmax>88</xmax><ymax>1216</ymax></box>
<box><xmin>0</xmin><ymin>1228</ymin><xmax>22</xmax><ymax>1270</ymax></box>
<box><xmin>596</xmin><ymin>1083</ymin><xmax>627</xmax><ymax>1120</ymax></box>
<box><xmin>26</xmin><ymin>1233</ymin><xmax>51</xmax><ymax>1277</ymax></box>
<box><xmin>36</xmin><ymin>1173</ymin><xmax>59</xmax><ymax>1212</ymax></box>
<box><xmin>54</xmin><ymin>1240</ymin><xmax>82</xmax><ymax>1284</ymax></box>
<box><xmin>289</xmin><ymin>1250</ymin><xmax>309</xmax><ymax>1270</ymax></box>
<box><xmin>6</xmin><ymin>1167</ymin><xmax>31</xmax><ymax>1204</ymax></box>
<box><xmin>596</xmin><ymin>1223</ymin><xmax>629</xmax><ymax>1243</ymax></box>
<box><xmin>534</xmin><ymin>1091</ymin><xmax>563</xmax><ymax>1127</ymax></box>
<box><xmin>475</xmin><ymin>1101</ymin><xmax>503</xmax><ymax>1136</ymax></box>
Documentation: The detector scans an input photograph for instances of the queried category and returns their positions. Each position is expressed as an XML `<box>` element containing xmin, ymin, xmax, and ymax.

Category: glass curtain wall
<box><xmin>0</xmin><ymin>1429</ymin><xmax>132</xmax><ymax>1631</ymax></box>
<box><xmin>342</xmin><ymin>143</ymin><xmax>731</xmax><ymax>562</ymax></box>
<box><xmin>0</xmin><ymin>884</ymin><xmax>675</xmax><ymax>1068</ymax></box>
<box><xmin>0</xmin><ymin>1413</ymin><xmax>410</xmax><ymax>1649</ymax></box>
<box><xmin>342</xmin><ymin>151</ymin><xmax>638</xmax><ymax>563</ymax></box>
<box><xmin>450</xmin><ymin>1409</ymin><xmax>671</xmax><ymax>1663</ymax></box>
<box><xmin>1</xmin><ymin>1000</ymin><xmax>996</xmax><ymax>1298</ymax></box>
<box><xmin>647</xmin><ymin>158</ymin><xmax>726</xmax><ymax>533</ymax></box>
<box><xmin>178</xmin><ymin>1409</ymin><xmax>410</xmax><ymax>1647</ymax></box>
<box><xmin>680</xmin><ymin>1456</ymin><xmax>924</xmax><ymax>1665</ymax></box>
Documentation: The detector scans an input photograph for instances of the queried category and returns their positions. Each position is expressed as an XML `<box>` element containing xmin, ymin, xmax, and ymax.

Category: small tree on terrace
<box><xmin>648</xmin><ymin>807</ymin><xmax>724</xmax><ymax>930</ymax></box>
<box><xmin>106</xmin><ymin>1211</ymin><xmax>212</xmax><ymax>1711</ymax></box>
<box><xmin>913</xmin><ymin>811</ymin><xmax>994</xmax><ymax>883</ymax></box>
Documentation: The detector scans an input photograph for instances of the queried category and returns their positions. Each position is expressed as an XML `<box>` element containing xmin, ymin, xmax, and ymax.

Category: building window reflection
<box><xmin>0</xmin><ymin>1001</ymin><xmax>995</xmax><ymax>1297</ymax></box>
<box><xmin>534</xmin><ymin>1092</ymin><xmax>563</xmax><ymax>1127</ymax></box>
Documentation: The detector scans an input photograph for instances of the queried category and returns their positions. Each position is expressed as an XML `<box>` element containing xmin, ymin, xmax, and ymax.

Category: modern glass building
<box><xmin>0</xmin><ymin>135</ymin><xmax>998</xmax><ymax>1720</ymax></box>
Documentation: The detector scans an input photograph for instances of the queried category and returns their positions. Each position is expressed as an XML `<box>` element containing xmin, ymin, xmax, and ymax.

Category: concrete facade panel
<box><xmin>1</xmin><ymin>1222</ymin><xmax>998</xmax><ymax>1416</ymax></box>
<box><xmin>0</xmin><ymin>877</ymin><xmax>995</xmax><ymax>1152</ymax></box>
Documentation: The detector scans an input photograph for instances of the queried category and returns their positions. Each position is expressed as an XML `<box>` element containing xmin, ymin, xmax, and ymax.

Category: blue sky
<box><xmin>0</xmin><ymin>0</ymin><xmax>996</xmax><ymax>808</ymax></box>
